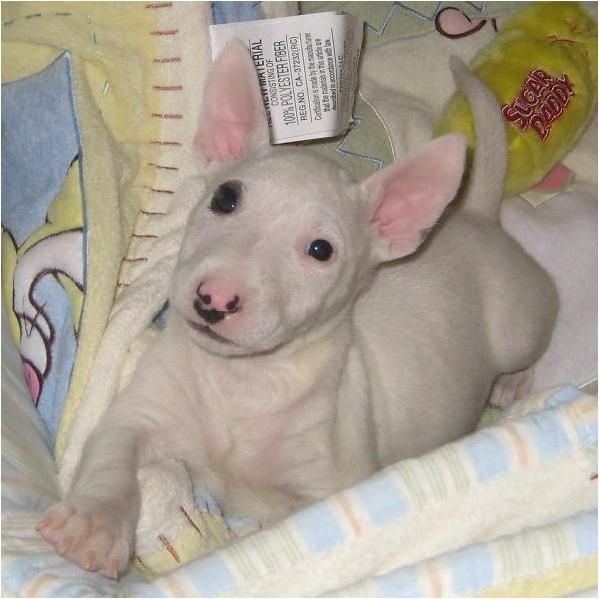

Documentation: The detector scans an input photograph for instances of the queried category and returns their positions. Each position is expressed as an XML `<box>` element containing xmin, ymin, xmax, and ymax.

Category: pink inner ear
<box><xmin>374</xmin><ymin>165</ymin><xmax>439</xmax><ymax>236</ymax></box>
<box><xmin>370</xmin><ymin>135</ymin><xmax>466</xmax><ymax>258</ymax></box>
<box><xmin>198</xmin><ymin>114</ymin><xmax>254</xmax><ymax>164</ymax></box>
<box><xmin>194</xmin><ymin>41</ymin><xmax>268</xmax><ymax>164</ymax></box>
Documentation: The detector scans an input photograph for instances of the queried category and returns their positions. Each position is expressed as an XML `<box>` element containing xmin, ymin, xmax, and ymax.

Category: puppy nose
<box><xmin>194</xmin><ymin>280</ymin><xmax>242</xmax><ymax>323</ymax></box>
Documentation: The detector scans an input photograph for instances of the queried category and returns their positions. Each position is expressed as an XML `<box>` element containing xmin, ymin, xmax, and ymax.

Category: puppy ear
<box><xmin>194</xmin><ymin>40</ymin><xmax>270</xmax><ymax>165</ymax></box>
<box><xmin>363</xmin><ymin>134</ymin><xmax>466</xmax><ymax>262</ymax></box>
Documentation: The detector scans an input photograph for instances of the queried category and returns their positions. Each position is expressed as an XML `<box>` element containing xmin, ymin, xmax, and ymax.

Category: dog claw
<box><xmin>84</xmin><ymin>550</ymin><xmax>97</xmax><ymax>571</ymax></box>
<box><xmin>101</xmin><ymin>561</ymin><xmax>119</xmax><ymax>580</ymax></box>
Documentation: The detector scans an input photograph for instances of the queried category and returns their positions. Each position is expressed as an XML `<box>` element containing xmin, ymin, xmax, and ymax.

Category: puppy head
<box><xmin>170</xmin><ymin>41</ymin><xmax>466</xmax><ymax>356</ymax></box>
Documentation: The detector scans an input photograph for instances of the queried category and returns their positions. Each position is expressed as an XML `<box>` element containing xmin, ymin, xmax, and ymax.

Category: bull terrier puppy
<box><xmin>37</xmin><ymin>42</ymin><xmax>557</xmax><ymax>578</ymax></box>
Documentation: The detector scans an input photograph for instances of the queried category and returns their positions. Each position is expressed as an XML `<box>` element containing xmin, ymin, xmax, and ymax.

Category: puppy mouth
<box><xmin>185</xmin><ymin>319</ymin><xmax>235</xmax><ymax>345</ymax></box>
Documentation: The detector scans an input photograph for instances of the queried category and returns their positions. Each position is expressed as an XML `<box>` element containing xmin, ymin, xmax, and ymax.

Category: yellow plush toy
<box><xmin>436</xmin><ymin>2</ymin><xmax>597</xmax><ymax>199</ymax></box>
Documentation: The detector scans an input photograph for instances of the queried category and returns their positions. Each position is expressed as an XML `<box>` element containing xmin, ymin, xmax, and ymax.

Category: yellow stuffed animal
<box><xmin>436</xmin><ymin>2</ymin><xmax>597</xmax><ymax>198</ymax></box>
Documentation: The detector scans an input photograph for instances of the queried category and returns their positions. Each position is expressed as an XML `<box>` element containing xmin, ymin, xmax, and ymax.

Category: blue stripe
<box><xmin>571</xmin><ymin>511</ymin><xmax>598</xmax><ymax>557</ymax></box>
<box><xmin>464</xmin><ymin>429</ymin><xmax>510</xmax><ymax>481</ymax></box>
<box><xmin>375</xmin><ymin>563</ymin><xmax>422</xmax><ymax>597</ymax></box>
<box><xmin>575</xmin><ymin>419</ymin><xmax>598</xmax><ymax>448</ymax></box>
<box><xmin>522</xmin><ymin>410</ymin><xmax>572</xmax><ymax>458</ymax></box>
<box><xmin>183</xmin><ymin>552</ymin><xmax>237</xmax><ymax>597</ymax></box>
<box><xmin>446</xmin><ymin>543</ymin><xmax>494</xmax><ymax>594</ymax></box>
<box><xmin>292</xmin><ymin>502</ymin><xmax>347</xmax><ymax>553</ymax></box>
<box><xmin>353</xmin><ymin>471</ymin><xmax>407</xmax><ymax>526</ymax></box>
<box><xmin>544</xmin><ymin>385</ymin><xmax>583</xmax><ymax>409</ymax></box>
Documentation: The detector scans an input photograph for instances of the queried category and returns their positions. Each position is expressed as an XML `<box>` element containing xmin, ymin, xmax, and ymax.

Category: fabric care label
<box><xmin>210</xmin><ymin>12</ymin><xmax>364</xmax><ymax>144</ymax></box>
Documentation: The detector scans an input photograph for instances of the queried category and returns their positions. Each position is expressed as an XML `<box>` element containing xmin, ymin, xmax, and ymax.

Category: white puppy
<box><xmin>37</xmin><ymin>43</ymin><xmax>557</xmax><ymax>578</ymax></box>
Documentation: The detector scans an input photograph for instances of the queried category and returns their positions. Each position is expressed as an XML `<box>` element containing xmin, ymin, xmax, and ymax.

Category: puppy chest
<box><xmin>182</xmin><ymin>358</ymin><xmax>339</xmax><ymax>484</ymax></box>
<box><xmin>221</xmin><ymin>413</ymin><xmax>296</xmax><ymax>472</ymax></box>
<box><xmin>199</xmin><ymin>404</ymin><xmax>331</xmax><ymax>489</ymax></box>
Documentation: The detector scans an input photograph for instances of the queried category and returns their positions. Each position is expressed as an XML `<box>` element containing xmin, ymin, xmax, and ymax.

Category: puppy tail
<box><xmin>449</xmin><ymin>57</ymin><xmax>508</xmax><ymax>221</ymax></box>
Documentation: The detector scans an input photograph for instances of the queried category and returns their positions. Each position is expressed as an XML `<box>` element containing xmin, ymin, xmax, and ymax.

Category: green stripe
<box><xmin>508</xmin><ymin>535</ymin><xmax>521</xmax><ymax>577</ymax></box>
<box><xmin>498</xmin><ymin>537</ymin><xmax>517</xmax><ymax>580</ymax></box>
<box><xmin>442</xmin><ymin>445</ymin><xmax>472</xmax><ymax>492</ymax></box>
<box><xmin>548</xmin><ymin>521</ymin><xmax>570</xmax><ymax>564</ymax></box>
<box><xmin>396</xmin><ymin>465</ymin><xmax>424</xmax><ymax>508</ymax></box>
<box><xmin>227</xmin><ymin>541</ymin><xmax>257</xmax><ymax>580</ymax></box>
<box><xmin>521</xmin><ymin>529</ymin><xmax>536</xmax><ymax>573</ymax></box>
<box><xmin>275</xmin><ymin>526</ymin><xmax>305</xmax><ymax>563</ymax></box>
<box><xmin>521</xmin><ymin>528</ymin><xmax>537</xmax><ymax>574</ymax></box>
<box><xmin>238</xmin><ymin>526</ymin><xmax>306</xmax><ymax>577</ymax></box>
<box><xmin>529</xmin><ymin>527</ymin><xmax>546</xmax><ymax>571</ymax></box>
<box><xmin>547</xmin><ymin>523</ymin><xmax>560</xmax><ymax>565</ymax></box>
<box><xmin>251</xmin><ymin>534</ymin><xmax>277</xmax><ymax>571</ymax></box>
<box><xmin>495</xmin><ymin>538</ymin><xmax>508</xmax><ymax>581</ymax></box>
<box><xmin>420</xmin><ymin>454</ymin><xmax>447</xmax><ymax>502</ymax></box>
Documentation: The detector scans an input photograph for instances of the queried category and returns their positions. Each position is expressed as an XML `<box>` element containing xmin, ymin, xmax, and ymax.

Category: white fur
<box><xmin>37</xmin><ymin>45</ymin><xmax>557</xmax><ymax>578</ymax></box>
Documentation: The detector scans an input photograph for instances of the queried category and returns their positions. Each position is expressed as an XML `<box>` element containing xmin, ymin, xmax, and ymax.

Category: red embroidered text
<box><xmin>501</xmin><ymin>69</ymin><xmax>575</xmax><ymax>142</ymax></box>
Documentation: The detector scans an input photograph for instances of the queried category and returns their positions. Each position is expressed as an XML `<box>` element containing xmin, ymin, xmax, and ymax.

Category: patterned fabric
<box><xmin>1</xmin><ymin>1</ymin><xmax>168</xmax><ymax>458</ymax></box>
<box><xmin>330</xmin><ymin>511</ymin><xmax>597</xmax><ymax>597</ymax></box>
<box><xmin>331</xmin><ymin>511</ymin><xmax>598</xmax><ymax>598</ymax></box>
<box><xmin>2</xmin><ymin>52</ymin><xmax>84</xmax><ymax>444</ymax></box>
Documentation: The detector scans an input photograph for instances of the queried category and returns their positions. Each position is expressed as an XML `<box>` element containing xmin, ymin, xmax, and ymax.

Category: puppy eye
<box><xmin>307</xmin><ymin>239</ymin><xmax>334</xmax><ymax>261</ymax></box>
<box><xmin>210</xmin><ymin>181</ymin><xmax>241</xmax><ymax>214</ymax></box>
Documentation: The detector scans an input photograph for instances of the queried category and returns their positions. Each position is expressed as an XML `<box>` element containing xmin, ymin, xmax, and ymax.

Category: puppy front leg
<box><xmin>37</xmin><ymin>416</ymin><xmax>143</xmax><ymax>579</ymax></box>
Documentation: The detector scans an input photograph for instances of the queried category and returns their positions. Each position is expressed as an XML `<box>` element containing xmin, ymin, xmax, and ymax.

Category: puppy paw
<box><xmin>36</xmin><ymin>498</ymin><xmax>134</xmax><ymax>578</ymax></box>
<box><xmin>489</xmin><ymin>368</ymin><xmax>534</xmax><ymax>410</ymax></box>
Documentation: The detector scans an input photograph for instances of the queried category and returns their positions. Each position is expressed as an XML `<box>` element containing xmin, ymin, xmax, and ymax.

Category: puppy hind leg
<box><xmin>488</xmin><ymin>367</ymin><xmax>534</xmax><ymax>410</ymax></box>
<box><xmin>486</xmin><ymin>235</ymin><xmax>559</xmax><ymax>381</ymax></box>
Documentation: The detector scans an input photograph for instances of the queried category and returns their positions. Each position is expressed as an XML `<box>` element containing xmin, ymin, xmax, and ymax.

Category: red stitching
<box><xmin>151</xmin><ymin>112</ymin><xmax>183</xmax><ymax>119</ymax></box>
<box><xmin>123</xmin><ymin>257</ymin><xmax>148</xmax><ymax>263</ymax></box>
<box><xmin>153</xmin><ymin>57</ymin><xmax>181</xmax><ymax>63</ymax></box>
<box><xmin>153</xmin><ymin>85</ymin><xmax>183</xmax><ymax>91</ymax></box>
<box><xmin>132</xmin><ymin>233</ymin><xmax>159</xmax><ymax>239</ymax></box>
<box><xmin>141</xmin><ymin>209</ymin><xmax>167</xmax><ymax>216</ymax></box>
<box><xmin>180</xmin><ymin>506</ymin><xmax>204</xmax><ymax>537</ymax></box>
<box><xmin>150</xmin><ymin>140</ymin><xmax>182</xmax><ymax>146</ymax></box>
<box><xmin>150</xmin><ymin>29</ymin><xmax>178</xmax><ymax>36</ymax></box>
<box><xmin>145</xmin><ymin>2</ymin><xmax>173</xmax><ymax>7</ymax></box>
<box><xmin>158</xmin><ymin>534</ymin><xmax>181</xmax><ymax>563</ymax></box>
<box><xmin>148</xmin><ymin>162</ymin><xmax>179</xmax><ymax>171</ymax></box>
<box><xmin>149</xmin><ymin>187</ymin><xmax>175</xmax><ymax>194</ymax></box>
